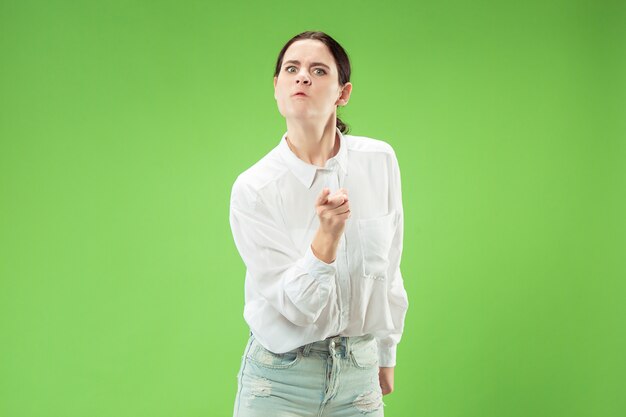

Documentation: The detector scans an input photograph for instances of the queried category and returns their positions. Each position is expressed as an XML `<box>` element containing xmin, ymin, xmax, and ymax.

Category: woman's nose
<box><xmin>296</xmin><ymin>72</ymin><xmax>310</xmax><ymax>84</ymax></box>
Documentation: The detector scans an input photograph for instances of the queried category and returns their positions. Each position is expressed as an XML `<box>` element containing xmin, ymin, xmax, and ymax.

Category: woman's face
<box><xmin>274</xmin><ymin>39</ymin><xmax>351</xmax><ymax>123</ymax></box>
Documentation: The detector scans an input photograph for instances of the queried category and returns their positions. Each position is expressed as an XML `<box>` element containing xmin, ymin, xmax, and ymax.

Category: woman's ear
<box><xmin>336</xmin><ymin>82</ymin><xmax>353</xmax><ymax>106</ymax></box>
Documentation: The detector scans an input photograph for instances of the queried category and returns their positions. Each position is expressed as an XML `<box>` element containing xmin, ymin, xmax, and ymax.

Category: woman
<box><xmin>229</xmin><ymin>31</ymin><xmax>409</xmax><ymax>416</ymax></box>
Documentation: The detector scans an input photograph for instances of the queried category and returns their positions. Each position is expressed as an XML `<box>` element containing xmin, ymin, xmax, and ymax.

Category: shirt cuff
<box><xmin>302</xmin><ymin>244</ymin><xmax>337</xmax><ymax>282</ymax></box>
<box><xmin>378</xmin><ymin>342</ymin><xmax>397</xmax><ymax>367</ymax></box>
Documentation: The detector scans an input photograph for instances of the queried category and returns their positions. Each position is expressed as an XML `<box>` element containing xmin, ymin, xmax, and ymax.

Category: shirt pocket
<box><xmin>356</xmin><ymin>211</ymin><xmax>397</xmax><ymax>280</ymax></box>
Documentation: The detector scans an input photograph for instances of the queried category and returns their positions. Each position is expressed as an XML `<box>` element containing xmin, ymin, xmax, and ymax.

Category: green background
<box><xmin>1</xmin><ymin>0</ymin><xmax>624</xmax><ymax>416</ymax></box>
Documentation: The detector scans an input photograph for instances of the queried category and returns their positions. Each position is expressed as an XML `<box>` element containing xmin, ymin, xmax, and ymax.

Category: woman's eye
<box><xmin>285</xmin><ymin>66</ymin><xmax>326</xmax><ymax>75</ymax></box>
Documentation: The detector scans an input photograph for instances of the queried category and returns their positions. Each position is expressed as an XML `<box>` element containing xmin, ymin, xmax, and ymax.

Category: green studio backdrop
<box><xmin>0</xmin><ymin>0</ymin><xmax>624</xmax><ymax>416</ymax></box>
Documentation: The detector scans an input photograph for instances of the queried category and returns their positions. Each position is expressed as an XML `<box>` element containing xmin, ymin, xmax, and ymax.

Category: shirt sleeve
<box><xmin>229</xmin><ymin>177</ymin><xmax>337</xmax><ymax>327</ymax></box>
<box><xmin>376</xmin><ymin>148</ymin><xmax>410</xmax><ymax>367</ymax></box>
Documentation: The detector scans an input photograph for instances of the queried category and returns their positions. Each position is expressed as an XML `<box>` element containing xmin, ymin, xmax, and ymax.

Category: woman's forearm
<box><xmin>311</xmin><ymin>228</ymin><xmax>340</xmax><ymax>264</ymax></box>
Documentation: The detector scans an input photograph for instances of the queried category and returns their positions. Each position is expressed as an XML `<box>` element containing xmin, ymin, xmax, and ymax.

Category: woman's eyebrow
<box><xmin>284</xmin><ymin>60</ymin><xmax>331</xmax><ymax>69</ymax></box>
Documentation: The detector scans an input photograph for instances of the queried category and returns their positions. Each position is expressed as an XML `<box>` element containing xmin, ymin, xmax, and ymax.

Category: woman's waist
<box><xmin>298</xmin><ymin>333</ymin><xmax>376</xmax><ymax>353</ymax></box>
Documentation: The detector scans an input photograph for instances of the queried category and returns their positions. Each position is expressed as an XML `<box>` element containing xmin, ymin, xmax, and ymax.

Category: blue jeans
<box><xmin>233</xmin><ymin>332</ymin><xmax>385</xmax><ymax>416</ymax></box>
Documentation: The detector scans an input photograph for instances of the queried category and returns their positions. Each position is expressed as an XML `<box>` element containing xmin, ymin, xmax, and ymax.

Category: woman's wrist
<box><xmin>311</xmin><ymin>229</ymin><xmax>339</xmax><ymax>263</ymax></box>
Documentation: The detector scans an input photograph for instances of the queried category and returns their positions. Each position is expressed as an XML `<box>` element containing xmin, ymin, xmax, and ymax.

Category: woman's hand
<box><xmin>316</xmin><ymin>187</ymin><xmax>350</xmax><ymax>237</ymax></box>
<box><xmin>379</xmin><ymin>367</ymin><xmax>395</xmax><ymax>395</ymax></box>
<box><xmin>310</xmin><ymin>187</ymin><xmax>350</xmax><ymax>263</ymax></box>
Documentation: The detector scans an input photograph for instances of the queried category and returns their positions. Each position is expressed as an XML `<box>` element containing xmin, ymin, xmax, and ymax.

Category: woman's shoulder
<box><xmin>345</xmin><ymin>133</ymin><xmax>396</xmax><ymax>156</ymax></box>
<box><xmin>230</xmin><ymin>147</ymin><xmax>285</xmax><ymax>201</ymax></box>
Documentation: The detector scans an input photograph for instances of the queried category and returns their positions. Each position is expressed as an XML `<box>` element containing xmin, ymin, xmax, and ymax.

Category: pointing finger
<box><xmin>316</xmin><ymin>188</ymin><xmax>331</xmax><ymax>205</ymax></box>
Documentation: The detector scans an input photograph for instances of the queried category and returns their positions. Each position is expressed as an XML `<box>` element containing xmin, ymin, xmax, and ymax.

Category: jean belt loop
<box><xmin>302</xmin><ymin>342</ymin><xmax>313</xmax><ymax>357</ymax></box>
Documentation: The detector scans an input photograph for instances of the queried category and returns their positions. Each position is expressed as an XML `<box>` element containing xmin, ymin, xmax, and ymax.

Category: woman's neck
<box><xmin>285</xmin><ymin>119</ymin><xmax>339</xmax><ymax>167</ymax></box>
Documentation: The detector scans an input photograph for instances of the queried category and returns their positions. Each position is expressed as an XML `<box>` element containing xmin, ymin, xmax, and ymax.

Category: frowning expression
<box><xmin>274</xmin><ymin>39</ymin><xmax>350</xmax><ymax>122</ymax></box>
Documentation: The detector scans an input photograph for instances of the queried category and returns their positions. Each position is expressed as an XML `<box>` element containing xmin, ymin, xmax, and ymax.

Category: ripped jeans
<box><xmin>233</xmin><ymin>332</ymin><xmax>385</xmax><ymax>417</ymax></box>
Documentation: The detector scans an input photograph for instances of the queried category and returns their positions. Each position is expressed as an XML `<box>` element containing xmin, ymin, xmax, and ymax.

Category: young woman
<box><xmin>229</xmin><ymin>31</ymin><xmax>409</xmax><ymax>417</ymax></box>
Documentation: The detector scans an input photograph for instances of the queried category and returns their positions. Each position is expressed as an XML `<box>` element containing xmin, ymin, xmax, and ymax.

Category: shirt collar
<box><xmin>277</xmin><ymin>126</ymin><xmax>348</xmax><ymax>189</ymax></box>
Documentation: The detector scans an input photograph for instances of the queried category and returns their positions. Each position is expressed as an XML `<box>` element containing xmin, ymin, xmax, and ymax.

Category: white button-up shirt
<box><xmin>229</xmin><ymin>127</ymin><xmax>409</xmax><ymax>367</ymax></box>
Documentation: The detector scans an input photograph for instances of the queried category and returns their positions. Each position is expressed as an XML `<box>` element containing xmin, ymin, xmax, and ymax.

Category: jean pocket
<box><xmin>350</xmin><ymin>341</ymin><xmax>379</xmax><ymax>370</ymax></box>
<box><xmin>246</xmin><ymin>338</ymin><xmax>302</xmax><ymax>369</ymax></box>
<box><xmin>357</xmin><ymin>211</ymin><xmax>397</xmax><ymax>280</ymax></box>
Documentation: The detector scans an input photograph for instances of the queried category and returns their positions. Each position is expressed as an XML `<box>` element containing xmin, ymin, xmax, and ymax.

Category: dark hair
<box><xmin>274</xmin><ymin>31</ymin><xmax>351</xmax><ymax>135</ymax></box>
